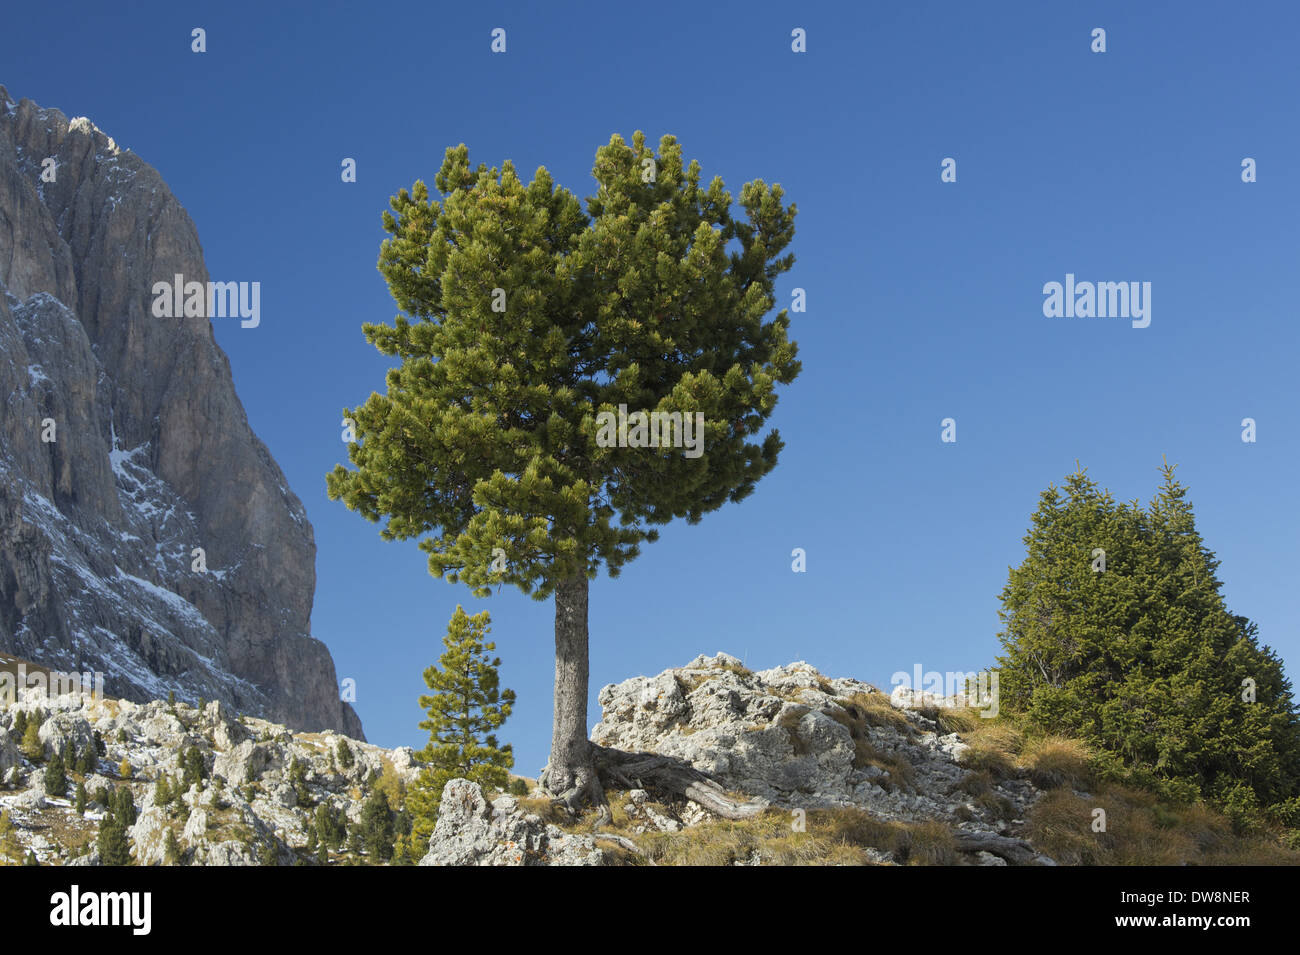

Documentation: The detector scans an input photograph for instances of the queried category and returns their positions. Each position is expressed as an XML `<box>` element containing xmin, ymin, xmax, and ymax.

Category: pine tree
<box><xmin>360</xmin><ymin>789</ymin><xmax>395</xmax><ymax>861</ymax></box>
<box><xmin>315</xmin><ymin>803</ymin><xmax>346</xmax><ymax>850</ymax></box>
<box><xmin>97</xmin><ymin>807</ymin><xmax>131</xmax><ymax>866</ymax></box>
<box><xmin>44</xmin><ymin>749</ymin><xmax>67</xmax><ymax>797</ymax></box>
<box><xmin>287</xmin><ymin>756</ymin><xmax>312</xmax><ymax>806</ymax></box>
<box><xmin>163</xmin><ymin>828</ymin><xmax>182</xmax><ymax>865</ymax></box>
<box><xmin>76</xmin><ymin>740</ymin><xmax>96</xmax><ymax>775</ymax></box>
<box><xmin>24</xmin><ymin>849</ymin><xmax>38</xmax><ymax>866</ymax></box>
<box><xmin>327</xmin><ymin>133</ymin><xmax>799</xmax><ymax>808</ymax></box>
<box><xmin>74</xmin><ymin>781</ymin><xmax>87</xmax><ymax>815</ymax></box>
<box><xmin>118</xmin><ymin>756</ymin><xmax>132</xmax><ymax>780</ymax></box>
<box><xmin>996</xmin><ymin>464</ymin><xmax>1300</xmax><ymax>819</ymax></box>
<box><xmin>12</xmin><ymin>709</ymin><xmax>26</xmax><ymax>737</ymax></box>
<box><xmin>116</xmin><ymin>786</ymin><xmax>138</xmax><ymax>827</ymax></box>
<box><xmin>181</xmin><ymin>746</ymin><xmax>204</xmax><ymax>790</ymax></box>
<box><xmin>305</xmin><ymin>827</ymin><xmax>318</xmax><ymax>853</ymax></box>
<box><xmin>406</xmin><ymin>607</ymin><xmax>516</xmax><ymax>845</ymax></box>
<box><xmin>336</xmin><ymin>739</ymin><xmax>354</xmax><ymax>770</ymax></box>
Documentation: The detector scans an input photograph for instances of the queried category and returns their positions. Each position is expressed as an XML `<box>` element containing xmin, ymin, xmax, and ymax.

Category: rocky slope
<box><xmin>0</xmin><ymin>653</ymin><xmax>1061</xmax><ymax>866</ymax></box>
<box><xmin>0</xmin><ymin>86</ymin><xmax>360</xmax><ymax>736</ymax></box>
<box><xmin>1</xmin><ymin>680</ymin><xmax>400</xmax><ymax>866</ymax></box>
<box><xmin>418</xmin><ymin>653</ymin><xmax>1054</xmax><ymax>865</ymax></box>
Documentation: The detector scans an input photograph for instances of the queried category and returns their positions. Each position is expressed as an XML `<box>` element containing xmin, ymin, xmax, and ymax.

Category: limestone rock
<box><xmin>420</xmin><ymin>779</ymin><xmax>604</xmax><ymax>866</ymax></box>
<box><xmin>0</xmin><ymin>87</ymin><xmax>359</xmax><ymax>736</ymax></box>
<box><xmin>592</xmin><ymin>653</ymin><xmax>1042</xmax><ymax>832</ymax></box>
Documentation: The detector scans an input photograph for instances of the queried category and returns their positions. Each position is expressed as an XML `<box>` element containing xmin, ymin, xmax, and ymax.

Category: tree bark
<box><xmin>951</xmin><ymin>831</ymin><xmax>1056</xmax><ymax>866</ymax></box>
<box><xmin>541</xmin><ymin>573</ymin><xmax>605</xmax><ymax>811</ymax></box>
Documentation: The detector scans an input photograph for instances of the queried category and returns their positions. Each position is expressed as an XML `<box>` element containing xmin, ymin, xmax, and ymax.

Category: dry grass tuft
<box><xmin>1019</xmin><ymin>736</ymin><xmax>1093</xmax><ymax>790</ymax></box>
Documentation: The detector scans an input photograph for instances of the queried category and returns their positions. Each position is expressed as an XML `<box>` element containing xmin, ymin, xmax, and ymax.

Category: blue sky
<box><xmin>5</xmin><ymin>0</ymin><xmax>1297</xmax><ymax>773</ymax></box>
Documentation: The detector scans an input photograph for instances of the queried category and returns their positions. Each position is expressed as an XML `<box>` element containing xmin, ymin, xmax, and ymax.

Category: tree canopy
<box><xmin>328</xmin><ymin>131</ymin><xmax>799</xmax><ymax>805</ymax></box>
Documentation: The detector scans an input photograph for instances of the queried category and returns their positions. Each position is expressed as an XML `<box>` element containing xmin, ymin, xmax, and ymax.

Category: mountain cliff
<box><xmin>0</xmin><ymin>86</ymin><xmax>361</xmax><ymax>737</ymax></box>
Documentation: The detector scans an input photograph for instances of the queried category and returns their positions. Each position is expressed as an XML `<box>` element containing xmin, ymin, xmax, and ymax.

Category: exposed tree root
<box><xmin>591</xmin><ymin>744</ymin><xmax>769</xmax><ymax>820</ymax></box>
<box><xmin>952</xmin><ymin>831</ymin><xmax>1055</xmax><ymax>866</ymax></box>
<box><xmin>593</xmin><ymin>832</ymin><xmax>645</xmax><ymax>856</ymax></box>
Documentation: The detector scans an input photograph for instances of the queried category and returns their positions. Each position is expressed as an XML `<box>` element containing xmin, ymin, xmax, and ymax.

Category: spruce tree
<box><xmin>327</xmin><ymin>133</ymin><xmax>799</xmax><ymax>808</ymax></box>
<box><xmin>996</xmin><ymin>464</ymin><xmax>1300</xmax><ymax>818</ymax></box>
<box><xmin>74</xmin><ymin>781</ymin><xmax>87</xmax><ymax>815</ymax></box>
<box><xmin>407</xmin><ymin>607</ymin><xmax>515</xmax><ymax>845</ymax></box>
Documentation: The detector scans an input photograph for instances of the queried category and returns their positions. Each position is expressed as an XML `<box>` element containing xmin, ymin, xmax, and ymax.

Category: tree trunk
<box><xmin>541</xmin><ymin>573</ymin><xmax>605</xmax><ymax>811</ymax></box>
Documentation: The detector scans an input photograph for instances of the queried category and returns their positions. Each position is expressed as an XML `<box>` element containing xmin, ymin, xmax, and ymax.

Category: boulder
<box><xmin>420</xmin><ymin>779</ymin><xmax>603</xmax><ymax>866</ymax></box>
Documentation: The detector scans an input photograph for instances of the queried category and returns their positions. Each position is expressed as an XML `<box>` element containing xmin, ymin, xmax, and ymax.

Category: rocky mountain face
<box><xmin>0</xmin><ymin>87</ymin><xmax>360</xmax><ymax>736</ymax></box>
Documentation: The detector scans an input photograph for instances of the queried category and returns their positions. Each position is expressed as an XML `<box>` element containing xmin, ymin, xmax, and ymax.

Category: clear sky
<box><xmin>4</xmin><ymin>0</ymin><xmax>1297</xmax><ymax>774</ymax></box>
